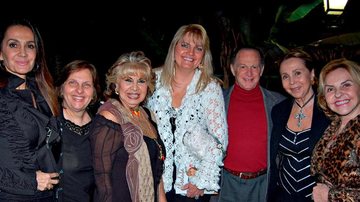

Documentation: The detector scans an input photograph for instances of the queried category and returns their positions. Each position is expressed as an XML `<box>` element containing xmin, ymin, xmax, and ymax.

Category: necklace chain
<box><xmin>294</xmin><ymin>93</ymin><xmax>315</xmax><ymax>127</ymax></box>
<box><xmin>128</xmin><ymin>107</ymin><xmax>165</xmax><ymax>161</ymax></box>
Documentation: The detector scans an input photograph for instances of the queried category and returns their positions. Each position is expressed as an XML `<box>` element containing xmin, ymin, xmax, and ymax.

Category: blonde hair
<box><xmin>318</xmin><ymin>58</ymin><xmax>360</xmax><ymax>120</ymax></box>
<box><xmin>160</xmin><ymin>24</ymin><xmax>215</xmax><ymax>93</ymax></box>
<box><xmin>104</xmin><ymin>51</ymin><xmax>154</xmax><ymax>100</ymax></box>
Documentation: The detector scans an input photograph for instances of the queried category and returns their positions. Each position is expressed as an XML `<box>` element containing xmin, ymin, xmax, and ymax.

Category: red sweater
<box><xmin>224</xmin><ymin>84</ymin><xmax>267</xmax><ymax>172</ymax></box>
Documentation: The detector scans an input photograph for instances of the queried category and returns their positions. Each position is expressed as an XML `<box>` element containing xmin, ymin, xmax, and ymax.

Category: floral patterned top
<box><xmin>147</xmin><ymin>68</ymin><xmax>228</xmax><ymax>193</ymax></box>
<box><xmin>311</xmin><ymin>114</ymin><xmax>360</xmax><ymax>201</ymax></box>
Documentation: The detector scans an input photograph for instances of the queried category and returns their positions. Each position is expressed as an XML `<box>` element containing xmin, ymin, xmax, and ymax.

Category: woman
<box><xmin>90</xmin><ymin>51</ymin><xmax>166</xmax><ymax>202</ymax></box>
<box><xmin>53</xmin><ymin>60</ymin><xmax>100</xmax><ymax>201</ymax></box>
<box><xmin>0</xmin><ymin>18</ymin><xmax>60</xmax><ymax>200</ymax></box>
<box><xmin>147</xmin><ymin>24</ymin><xmax>228</xmax><ymax>201</ymax></box>
<box><xmin>268</xmin><ymin>49</ymin><xmax>330</xmax><ymax>202</ymax></box>
<box><xmin>311</xmin><ymin>58</ymin><xmax>360</xmax><ymax>202</ymax></box>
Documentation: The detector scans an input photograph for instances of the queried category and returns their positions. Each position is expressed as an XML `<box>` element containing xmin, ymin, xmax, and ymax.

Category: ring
<box><xmin>194</xmin><ymin>195</ymin><xmax>199</xmax><ymax>200</ymax></box>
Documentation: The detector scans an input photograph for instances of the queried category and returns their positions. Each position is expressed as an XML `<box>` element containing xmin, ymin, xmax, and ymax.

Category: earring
<box><xmin>198</xmin><ymin>64</ymin><xmax>204</xmax><ymax>69</ymax></box>
<box><xmin>115</xmin><ymin>89</ymin><xmax>119</xmax><ymax>95</ymax></box>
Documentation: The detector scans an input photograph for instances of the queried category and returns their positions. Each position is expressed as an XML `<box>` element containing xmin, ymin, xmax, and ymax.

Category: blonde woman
<box><xmin>90</xmin><ymin>51</ymin><xmax>166</xmax><ymax>202</ymax></box>
<box><xmin>147</xmin><ymin>24</ymin><xmax>228</xmax><ymax>202</ymax></box>
<box><xmin>311</xmin><ymin>58</ymin><xmax>360</xmax><ymax>202</ymax></box>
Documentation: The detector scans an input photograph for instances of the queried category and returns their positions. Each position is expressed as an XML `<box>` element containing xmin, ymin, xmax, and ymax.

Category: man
<box><xmin>218</xmin><ymin>46</ymin><xmax>285</xmax><ymax>202</ymax></box>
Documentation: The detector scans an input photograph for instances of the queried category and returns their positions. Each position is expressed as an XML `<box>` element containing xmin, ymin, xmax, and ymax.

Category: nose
<box><xmin>289</xmin><ymin>76</ymin><xmax>295</xmax><ymax>85</ymax></box>
<box><xmin>246</xmin><ymin>67</ymin><xmax>253</xmax><ymax>76</ymax></box>
<box><xmin>334</xmin><ymin>89</ymin><xmax>342</xmax><ymax>98</ymax></box>
<box><xmin>132</xmin><ymin>83</ymin><xmax>139</xmax><ymax>90</ymax></box>
<box><xmin>188</xmin><ymin>48</ymin><xmax>195</xmax><ymax>55</ymax></box>
<box><xmin>76</xmin><ymin>85</ymin><xmax>84</xmax><ymax>93</ymax></box>
<box><xmin>19</xmin><ymin>47</ymin><xmax>27</xmax><ymax>57</ymax></box>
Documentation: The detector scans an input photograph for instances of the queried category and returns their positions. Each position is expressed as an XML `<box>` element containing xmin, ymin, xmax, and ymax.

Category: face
<box><xmin>324</xmin><ymin>68</ymin><xmax>360</xmax><ymax>122</ymax></box>
<box><xmin>62</xmin><ymin>69</ymin><xmax>95</xmax><ymax>113</ymax></box>
<box><xmin>230</xmin><ymin>49</ymin><xmax>263</xmax><ymax>90</ymax></box>
<box><xmin>0</xmin><ymin>25</ymin><xmax>36</xmax><ymax>79</ymax></box>
<box><xmin>117</xmin><ymin>74</ymin><xmax>148</xmax><ymax>109</ymax></box>
<box><xmin>280</xmin><ymin>57</ymin><xmax>314</xmax><ymax>99</ymax></box>
<box><xmin>174</xmin><ymin>33</ymin><xmax>204</xmax><ymax>71</ymax></box>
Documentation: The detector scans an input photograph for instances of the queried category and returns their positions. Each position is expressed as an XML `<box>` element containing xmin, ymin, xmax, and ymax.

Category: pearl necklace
<box><xmin>294</xmin><ymin>93</ymin><xmax>314</xmax><ymax>128</ymax></box>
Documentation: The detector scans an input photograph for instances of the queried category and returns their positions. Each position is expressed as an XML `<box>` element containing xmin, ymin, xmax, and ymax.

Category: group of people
<box><xmin>0</xmin><ymin>17</ymin><xmax>359</xmax><ymax>202</ymax></box>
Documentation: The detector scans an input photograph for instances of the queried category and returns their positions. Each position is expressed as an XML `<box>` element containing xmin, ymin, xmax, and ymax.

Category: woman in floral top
<box><xmin>311</xmin><ymin>58</ymin><xmax>360</xmax><ymax>202</ymax></box>
<box><xmin>147</xmin><ymin>24</ymin><xmax>228</xmax><ymax>202</ymax></box>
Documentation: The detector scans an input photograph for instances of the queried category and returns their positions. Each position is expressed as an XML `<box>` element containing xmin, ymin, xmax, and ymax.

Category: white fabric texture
<box><xmin>147</xmin><ymin>68</ymin><xmax>228</xmax><ymax>193</ymax></box>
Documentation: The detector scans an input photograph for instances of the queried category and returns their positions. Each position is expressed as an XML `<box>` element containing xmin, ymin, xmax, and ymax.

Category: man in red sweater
<box><xmin>218</xmin><ymin>46</ymin><xmax>285</xmax><ymax>202</ymax></box>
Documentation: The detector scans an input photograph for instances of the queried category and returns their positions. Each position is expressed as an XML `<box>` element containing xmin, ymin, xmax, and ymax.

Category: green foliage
<box><xmin>287</xmin><ymin>0</ymin><xmax>322</xmax><ymax>22</ymax></box>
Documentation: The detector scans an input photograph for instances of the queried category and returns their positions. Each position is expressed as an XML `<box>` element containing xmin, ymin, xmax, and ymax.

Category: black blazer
<box><xmin>267</xmin><ymin>96</ymin><xmax>330</xmax><ymax>202</ymax></box>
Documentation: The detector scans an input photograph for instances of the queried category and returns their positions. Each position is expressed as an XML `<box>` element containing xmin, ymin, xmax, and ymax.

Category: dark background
<box><xmin>2</xmin><ymin>0</ymin><xmax>360</xmax><ymax>92</ymax></box>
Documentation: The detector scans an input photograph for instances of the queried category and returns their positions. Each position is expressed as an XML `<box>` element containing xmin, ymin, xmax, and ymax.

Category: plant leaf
<box><xmin>287</xmin><ymin>0</ymin><xmax>322</xmax><ymax>22</ymax></box>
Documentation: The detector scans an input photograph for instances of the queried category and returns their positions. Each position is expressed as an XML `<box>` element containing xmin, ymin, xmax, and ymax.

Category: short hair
<box><xmin>230</xmin><ymin>45</ymin><xmax>265</xmax><ymax>68</ymax></box>
<box><xmin>318</xmin><ymin>58</ymin><xmax>360</xmax><ymax>119</ymax></box>
<box><xmin>104</xmin><ymin>51</ymin><xmax>153</xmax><ymax>100</ymax></box>
<box><xmin>56</xmin><ymin>60</ymin><xmax>100</xmax><ymax>105</ymax></box>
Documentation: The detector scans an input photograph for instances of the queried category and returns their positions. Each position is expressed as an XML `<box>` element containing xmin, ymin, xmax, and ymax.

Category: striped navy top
<box><xmin>278</xmin><ymin>127</ymin><xmax>317</xmax><ymax>199</ymax></box>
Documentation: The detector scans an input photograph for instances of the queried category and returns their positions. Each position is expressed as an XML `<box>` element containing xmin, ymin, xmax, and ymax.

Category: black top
<box><xmin>0</xmin><ymin>72</ymin><xmax>56</xmax><ymax>200</ymax></box>
<box><xmin>267</xmin><ymin>96</ymin><xmax>330</xmax><ymax>202</ymax></box>
<box><xmin>90</xmin><ymin>104</ymin><xmax>165</xmax><ymax>202</ymax></box>
<box><xmin>55</xmin><ymin>112</ymin><xmax>95</xmax><ymax>202</ymax></box>
<box><xmin>278</xmin><ymin>127</ymin><xmax>315</xmax><ymax>199</ymax></box>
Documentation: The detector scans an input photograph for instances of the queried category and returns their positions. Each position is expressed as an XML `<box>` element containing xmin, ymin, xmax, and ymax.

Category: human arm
<box><xmin>313</xmin><ymin>182</ymin><xmax>360</xmax><ymax>202</ymax></box>
<box><xmin>89</xmin><ymin>113</ymin><xmax>123</xmax><ymax>202</ymax></box>
<box><xmin>158</xmin><ymin>178</ymin><xmax>167</xmax><ymax>202</ymax></box>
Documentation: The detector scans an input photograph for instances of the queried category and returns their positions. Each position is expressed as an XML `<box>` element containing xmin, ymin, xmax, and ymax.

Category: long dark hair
<box><xmin>0</xmin><ymin>18</ymin><xmax>59</xmax><ymax>116</ymax></box>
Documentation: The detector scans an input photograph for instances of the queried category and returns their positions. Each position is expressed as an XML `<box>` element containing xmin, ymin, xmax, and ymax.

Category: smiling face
<box><xmin>62</xmin><ymin>68</ymin><xmax>95</xmax><ymax>113</ymax></box>
<box><xmin>324</xmin><ymin>67</ymin><xmax>360</xmax><ymax>123</ymax></box>
<box><xmin>230</xmin><ymin>49</ymin><xmax>263</xmax><ymax>90</ymax></box>
<box><xmin>117</xmin><ymin>74</ymin><xmax>148</xmax><ymax>109</ymax></box>
<box><xmin>174</xmin><ymin>32</ymin><xmax>204</xmax><ymax>71</ymax></box>
<box><xmin>280</xmin><ymin>57</ymin><xmax>315</xmax><ymax>100</ymax></box>
<box><xmin>0</xmin><ymin>25</ymin><xmax>36</xmax><ymax>79</ymax></box>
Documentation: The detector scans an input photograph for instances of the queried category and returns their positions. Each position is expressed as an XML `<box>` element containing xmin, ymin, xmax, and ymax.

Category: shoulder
<box><xmin>153</xmin><ymin>67</ymin><xmax>163</xmax><ymax>79</ymax></box>
<box><xmin>262</xmin><ymin>87</ymin><xmax>285</xmax><ymax>98</ymax></box>
<box><xmin>204</xmin><ymin>79</ymin><xmax>222</xmax><ymax>92</ymax></box>
<box><xmin>99</xmin><ymin>110</ymin><xmax>118</xmax><ymax>124</ymax></box>
<box><xmin>261</xmin><ymin>87</ymin><xmax>286</xmax><ymax>103</ymax></box>
<box><xmin>97</xmin><ymin>100</ymin><xmax>122</xmax><ymax>124</ymax></box>
<box><xmin>222</xmin><ymin>85</ymin><xmax>233</xmax><ymax>97</ymax></box>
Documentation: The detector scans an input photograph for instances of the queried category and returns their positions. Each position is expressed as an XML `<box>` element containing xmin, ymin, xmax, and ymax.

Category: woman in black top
<box><xmin>53</xmin><ymin>60</ymin><xmax>100</xmax><ymax>201</ymax></box>
<box><xmin>0</xmin><ymin>18</ymin><xmax>60</xmax><ymax>201</ymax></box>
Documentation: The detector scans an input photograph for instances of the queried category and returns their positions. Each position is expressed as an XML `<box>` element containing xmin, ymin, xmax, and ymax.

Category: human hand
<box><xmin>182</xmin><ymin>182</ymin><xmax>204</xmax><ymax>199</ymax></box>
<box><xmin>312</xmin><ymin>183</ymin><xmax>329</xmax><ymax>202</ymax></box>
<box><xmin>36</xmin><ymin>170</ymin><xmax>59</xmax><ymax>191</ymax></box>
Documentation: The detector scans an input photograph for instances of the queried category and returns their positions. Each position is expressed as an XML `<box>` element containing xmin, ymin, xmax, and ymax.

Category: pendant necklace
<box><xmin>294</xmin><ymin>93</ymin><xmax>314</xmax><ymax>127</ymax></box>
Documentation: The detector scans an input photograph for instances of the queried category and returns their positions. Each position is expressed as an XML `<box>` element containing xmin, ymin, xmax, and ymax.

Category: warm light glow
<box><xmin>324</xmin><ymin>0</ymin><xmax>348</xmax><ymax>15</ymax></box>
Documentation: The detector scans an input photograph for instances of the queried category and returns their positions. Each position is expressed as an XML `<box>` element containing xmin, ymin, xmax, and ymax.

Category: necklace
<box><xmin>153</xmin><ymin>138</ymin><xmax>165</xmax><ymax>161</ymax></box>
<box><xmin>131</xmin><ymin>107</ymin><xmax>141</xmax><ymax>117</ymax></box>
<box><xmin>129</xmin><ymin>107</ymin><xmax>165</xmax><ymax>161</ymax></box>
<box><xmin>294</xmin><ymin>93</ymin><xmax>315</xmax><ymax>127</ymax></box>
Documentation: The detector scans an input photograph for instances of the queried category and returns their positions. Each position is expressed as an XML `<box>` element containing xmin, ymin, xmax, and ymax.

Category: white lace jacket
<box><xmin>147</xmin><ymin>68</ymin><xmax>228</xmax><ymax>193</ymax></box>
